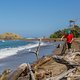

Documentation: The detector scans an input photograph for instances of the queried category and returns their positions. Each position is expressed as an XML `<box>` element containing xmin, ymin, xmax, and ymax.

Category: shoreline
<box><xmin>0</xmin><ymin>39</ymin><xmax>80</xmax><ymax>80</ymax></box>
<box><xmin>0</xmin><ymin>41</ymin><xmax>58</xmax><ymax>73</ymax></box>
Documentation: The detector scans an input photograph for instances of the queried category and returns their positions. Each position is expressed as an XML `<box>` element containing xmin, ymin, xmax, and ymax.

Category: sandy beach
<box><xmin>0</xmin><ymin>39</ymin><xmax>80</xmax><ymax>80</ymax></box>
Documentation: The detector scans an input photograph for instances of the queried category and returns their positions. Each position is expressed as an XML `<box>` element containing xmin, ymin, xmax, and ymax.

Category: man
<box><xmin>61</xmin><ymin>30</ymin><xmax>74</xmax><ymax>51</ymax></box>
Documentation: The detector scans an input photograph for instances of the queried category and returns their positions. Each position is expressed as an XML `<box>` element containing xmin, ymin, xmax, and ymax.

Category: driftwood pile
<box><xmin>0</xmin><ymin>40</ymin><xmax>80</xmax><ymax>80</ymax></box>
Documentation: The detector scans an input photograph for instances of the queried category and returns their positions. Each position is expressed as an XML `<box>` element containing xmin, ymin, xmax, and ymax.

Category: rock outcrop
<box><xmin>0</xmin><ymin>33</ymin><xmax>22</xmax><ymax>40</ymax></box>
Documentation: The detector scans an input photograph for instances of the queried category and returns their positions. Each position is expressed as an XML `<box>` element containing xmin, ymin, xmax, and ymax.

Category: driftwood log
<box><xmin>32</xmin><ymin>56</ymin><xmax>52</xmax><ymax>69</ymax></box>
<box><xmin>46</xmin><ymin>68</ymin><xmax>76</xmax><ymax>80</ymax></box>
<box><xmin>7</xmin><ymin>63</ymin><xmax>27</xmax><ymax>80</ymax></box>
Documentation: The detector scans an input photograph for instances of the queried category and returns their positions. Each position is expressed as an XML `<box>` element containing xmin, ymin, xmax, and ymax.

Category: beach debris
<box><xmin>7</xmin><ymin>63</ymin><xmax>28</xmax><ymax>80</ymax></box>
<box><xmin>46</xmin><ymin>68</ymin><xmax>76</xmax><ymax>80</ymax></box>
<box><xmin>1</xmin><ymin>39</ymin><xmax>80</xmax><ymax>80</ymax></box>
<box><xmin>28</xmin><ymin>38</ymin><xmax>41</xmax><ymax>60</ymax></box>
<box><xmin>27</xmin><ymin>63</ymin><xmax>36</xmax><ymax>80</ymax></box>
<box><xmin>0</xmin><ymin>69</ymin><xmax>11</xmax><ymax>80</ymax></box>
<box><xmin>32</xmin><ymin>56</ymin><xmax>52</xmax><ymax>69</ymax></box>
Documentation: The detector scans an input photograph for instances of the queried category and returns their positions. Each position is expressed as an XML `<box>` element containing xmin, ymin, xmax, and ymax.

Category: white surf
<box><xmin>0</xmin><ymin>42</ymin><xmax>48</xmax><ymax>59</ymax></box>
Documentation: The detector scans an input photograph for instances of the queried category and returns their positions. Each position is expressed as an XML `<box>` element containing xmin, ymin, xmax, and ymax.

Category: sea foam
<box><xmin>0</xmin><ymin>42</ymin><xmax>47</xmax><ymax>59</ymax></box>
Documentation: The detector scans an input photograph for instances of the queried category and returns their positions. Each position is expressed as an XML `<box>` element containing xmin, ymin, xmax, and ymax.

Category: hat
<box><xmin>66</xmin><ymin>30</ymin><xmax>71</xmax><ymax>34</ymax></box>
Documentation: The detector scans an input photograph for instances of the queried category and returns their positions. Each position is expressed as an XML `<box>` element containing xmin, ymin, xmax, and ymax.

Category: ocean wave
<box><xmin>0</xmin><ymin>42</ymin><xmax>48</xmax><ymax>59</ymax></box>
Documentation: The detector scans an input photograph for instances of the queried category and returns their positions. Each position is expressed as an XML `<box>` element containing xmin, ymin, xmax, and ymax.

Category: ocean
<box><xmin>0</xmin><ymin>40</ymin><xmax>61</xmax><ymax>73</ymax></box>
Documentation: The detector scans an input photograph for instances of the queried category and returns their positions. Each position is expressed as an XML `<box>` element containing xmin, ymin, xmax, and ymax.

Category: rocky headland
<box><xmin>0</xmin><ymin>33</ymin><xmax>22</xmax><ymax>40</ymax></box>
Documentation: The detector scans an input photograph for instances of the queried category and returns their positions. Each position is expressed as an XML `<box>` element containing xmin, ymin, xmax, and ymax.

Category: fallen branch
<box><xmin>27</xmin><ymin>63</ymin><xmax>36</xmax><ymax>80</ymax></box>
<box><xmin>46</xmin><ymin>68</ymin><xmax>76</xmax><ymax>80</ymax></box>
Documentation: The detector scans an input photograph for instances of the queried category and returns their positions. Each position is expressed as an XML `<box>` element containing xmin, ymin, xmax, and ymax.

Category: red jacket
<box><xmin>65</xmin><ymin>33</ymin><xmax>73</xmax><ymax>43</ymax></box>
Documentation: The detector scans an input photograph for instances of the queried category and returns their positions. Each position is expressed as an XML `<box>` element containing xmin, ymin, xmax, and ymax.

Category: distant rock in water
<box><xmin>0</xmin><ymin>32</ymin><xmax>22</xmax><ymax>40</ymax></box>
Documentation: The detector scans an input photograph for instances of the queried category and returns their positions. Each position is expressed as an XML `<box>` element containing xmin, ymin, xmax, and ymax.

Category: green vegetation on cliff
<box><xmin>50</xmin><ymin>25</ymin><xmax>80</xmax><ymax>38</ymax></box>
<box><xmin>0</xmin><ymin>33</ymin><xmax>22</xmax><ymax>40</ymax></box>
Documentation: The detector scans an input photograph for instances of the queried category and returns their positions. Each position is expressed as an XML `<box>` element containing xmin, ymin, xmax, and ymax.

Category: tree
<box><xmin>50</xmin><ymin>25</ymin><xmax>80</xmax><ymax>38</ymax></box>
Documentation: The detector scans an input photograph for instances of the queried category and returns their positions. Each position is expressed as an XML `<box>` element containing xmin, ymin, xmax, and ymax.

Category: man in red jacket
<box><xmin>61</xmin><ymin>30</ymin><xmax>74</xmax><ymax>51</ymax></box>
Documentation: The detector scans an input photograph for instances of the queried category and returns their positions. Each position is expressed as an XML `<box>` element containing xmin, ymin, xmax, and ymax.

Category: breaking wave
<box><xmin>0</xmin><ymin>42</ymin><xmax>48</xmax><ymax>59</ymax></box>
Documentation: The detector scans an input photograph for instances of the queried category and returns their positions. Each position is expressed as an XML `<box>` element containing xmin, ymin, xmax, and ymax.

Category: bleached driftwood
<box><xmin>46</xmin><ymin>68</ymin><xmax>76</xmax><ymax>80</ymax></box>
<box><xmin>28</xmin><ymin>38</ymin><xmax>41</xmax><ymax>60</ymax></box>
<box><xmin>27</xmin><ymin>63</ymin><xmax>36</xmax><ymax>80</ymax></box>
<box><xmin>53</xmin><ymin>51</ymin><xmax>80</xmax><ymax>66</ymax></box>
<box><xmin>7</xmin><ymin>63</ymin><xmax>27</xmax><ymax>80</ymax></box>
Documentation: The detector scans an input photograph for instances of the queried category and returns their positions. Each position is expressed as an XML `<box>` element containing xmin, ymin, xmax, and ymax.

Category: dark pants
<box><xmin>67</xmin><ymin>43</ymin><xmax>71</xmax><ymax>49</ymax></box>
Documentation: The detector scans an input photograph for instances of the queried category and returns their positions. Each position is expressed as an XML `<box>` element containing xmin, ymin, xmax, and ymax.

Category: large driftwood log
<box><xmin>53</xmin><ymin>51</ymin><xmax>80</xmax><ymax>67</ymax></box>
<box><xmin>32</xmin><ymin>56</ymin><xmax>52</xmax><ymax>69</ymax></box>
<box><xmin>7</xmin><ymin>63</ymin><xmax>27</xmax><ymax>80</ymax></box>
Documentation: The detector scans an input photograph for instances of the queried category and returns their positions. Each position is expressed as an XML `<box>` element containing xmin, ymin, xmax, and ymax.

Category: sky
<box><xmin>0</xmin><ymin>0</ymin><xmax>80</xmax><ymax>38</ymax></box>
